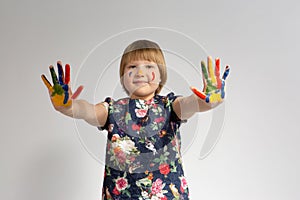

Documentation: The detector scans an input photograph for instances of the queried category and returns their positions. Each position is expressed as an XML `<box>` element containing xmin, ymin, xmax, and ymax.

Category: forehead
<box><xmin>126</xmin><ymin>60</ymin><xmax>158</xmax><ymax>66</ymax></box>
<box><xmin>123</xmin><ymin>48</ymin><xmax>163</xmax><ymax>65</ymax></box>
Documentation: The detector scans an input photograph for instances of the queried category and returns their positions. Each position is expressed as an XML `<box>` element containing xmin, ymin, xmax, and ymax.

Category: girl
<box><xmin>41</xmin><ymin>40</ymin><xmax>230</xmax><ymax>199</ymax></box>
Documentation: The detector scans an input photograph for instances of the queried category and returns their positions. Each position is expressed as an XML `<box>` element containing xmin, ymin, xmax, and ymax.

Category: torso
<box><xmin>100</xmin><ymin>93</ymin><xmax>189</xmax><ymax>200</ymax></box>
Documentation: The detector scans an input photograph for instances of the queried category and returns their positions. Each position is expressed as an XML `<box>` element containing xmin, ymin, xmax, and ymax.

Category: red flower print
<box><xmin>159</xmin><ymin>163</ymin><xmax>170</xmax><ymax>175</ymax></box>
<box><xmin>115</xmin><ymin>177</ymin><xmax>128</xmax><ymax>191</ymax></box>
<box><xmin>113</xmin><ymin>186</ymin><xmax>120</xmax><ymax>195</ymax></box>
<box><xmin>131</xmin><ymin>123</ymin><xmax>141</xmax><ymax>131</ymax></box>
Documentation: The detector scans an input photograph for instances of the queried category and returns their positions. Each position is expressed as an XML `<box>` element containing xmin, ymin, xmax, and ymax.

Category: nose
<box><xmin>135</xmin><ymin>66</ymin><xmax>144</xmax><ymax>77</ymax></box>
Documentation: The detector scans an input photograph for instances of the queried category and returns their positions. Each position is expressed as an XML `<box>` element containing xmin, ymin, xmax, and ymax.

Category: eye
<box><xmin>146</xmin><ymin>65</ymin><xmax>154</xmax><ymax>69</ymax></box>
<box><xmin>128</xmin><ymin>65</ymin><xmax>136</xmax><ymax>69</ymax></box>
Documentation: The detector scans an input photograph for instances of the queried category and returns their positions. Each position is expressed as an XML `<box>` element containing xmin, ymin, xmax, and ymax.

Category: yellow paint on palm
<box><xmin>51</xmin><ymin>94</ymin><xmax>72</xmax><ymax>107</ymax></box>
<box><xmin>208</xmin><ymin>57</ymin><xmax>217</xmax><ymax>84</ymax></box>
<box><xmin>209</xmin><ymin>93</ymin><xmax>222</xmax><ymax>103</ymax></box>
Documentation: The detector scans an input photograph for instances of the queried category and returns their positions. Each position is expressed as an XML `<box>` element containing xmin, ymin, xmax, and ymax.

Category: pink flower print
<box><xmin>118</xmin><ymin>99</ymin><xmax>128</xmax><ymax>105</ymax></box>
<box><xmin>180</xmin><ymin>176</ymin><xmax>188</xmax><ymax>192</ymax></box>
<box><xmin>135</xmin><ymin>108</ymin><xmax>148</xmax><ymax>118</ymax></box>
<box><xmin>171</xmin><ymin>137</ymin><xmax>177</xmax><ymax>147</ymax></box>
<box><xmin>151</xmin><ymin>178</ymin><xmax>163</xmax><ymax>195</ymax></box>
<box><xmin>145</xmin><ymin>99</ymin><xmax>154</xmax><ymax>105</ymax></box>
<box><xmin>154</xmin><ymin>116</ymin><xmax>165</xmax><ymax>123</ymax></box>
<box><xmin>111</xmin><ymin>134</ymin><xmax>120</xmax><ymax>142</ymax></box>
<box><xmin>115</xmin><ymin>177</ymin><xmax>128</xmax><ymax>191</ymax></box>
<box><xmin>114</xmin><ymin>147</ymin><xmax>126</xmax><ymax>164</ymax></box>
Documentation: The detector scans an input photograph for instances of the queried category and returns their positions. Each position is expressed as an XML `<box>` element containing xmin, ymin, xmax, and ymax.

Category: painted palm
<box><xmin>41</xmin><ymin>61</ymin><xmax>83</xmax><ymax>107</ymax></box>
<box><xmin>191</xmin><ymin>56</ymin><xmax>230</xmax><ymax>103</ymax></box>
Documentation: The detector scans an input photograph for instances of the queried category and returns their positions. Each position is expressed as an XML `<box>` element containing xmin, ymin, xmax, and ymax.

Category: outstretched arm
<box><xmin>41</xmin><ymin>61</ymin><xmax>108</xmax><ymax>127</ymax></box>
<box><xmin>172</xmin><ymin>56</ymin><xmax>230</xmax><ymax>120</ymax></box>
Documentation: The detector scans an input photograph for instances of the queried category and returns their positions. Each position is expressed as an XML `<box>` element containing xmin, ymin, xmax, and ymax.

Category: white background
<box><xmin>1</xmin><ymin>0</ymin><xmax>299</xmax><ymax>199</ymax></box>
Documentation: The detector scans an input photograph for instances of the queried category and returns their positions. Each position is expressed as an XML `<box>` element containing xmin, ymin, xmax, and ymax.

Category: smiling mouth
<box><xmin>133</xmin><ymin>81</ymin><xmax>148</xmax><ymax>84</ymax></box>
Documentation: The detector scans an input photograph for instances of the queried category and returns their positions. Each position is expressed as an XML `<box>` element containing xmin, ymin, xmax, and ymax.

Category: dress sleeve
<box><xmin>167</xmin><ymin>92</ymin><xmax>188</xmax><ymax>125</ymax></box>
<box><xmin>97</xmin><ymin>97</ymin><xmax>112</xmax><ymax>131</ymax></box>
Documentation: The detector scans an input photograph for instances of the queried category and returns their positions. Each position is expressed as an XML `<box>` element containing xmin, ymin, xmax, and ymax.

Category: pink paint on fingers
<box><xmin>71</xmin><ymin>85</ymin><xmax>84</xmax><ymax>99</ymax></box>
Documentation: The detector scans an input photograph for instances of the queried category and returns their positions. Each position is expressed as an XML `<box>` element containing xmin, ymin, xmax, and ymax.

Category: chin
<box><xmin>130</xmin><ymin>87</ymin><xmax>156</xmax><ymax>98</ymax></box>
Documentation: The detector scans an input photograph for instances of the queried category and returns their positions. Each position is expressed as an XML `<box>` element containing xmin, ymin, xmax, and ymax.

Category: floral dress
<box><xmin>99</xmin><ymin>92</ymin><xmax>190</xmax><ymax>200</ymax></box>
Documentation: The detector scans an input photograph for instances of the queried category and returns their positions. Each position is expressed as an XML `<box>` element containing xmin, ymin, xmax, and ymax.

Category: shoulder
<box><xmin>155</xmin><ymin>92</ymin><xmax>182</xmax><ymax>105</ymax></box>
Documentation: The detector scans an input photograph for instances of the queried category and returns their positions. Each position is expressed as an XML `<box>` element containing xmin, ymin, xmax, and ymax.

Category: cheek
<box><xmin>150</xmin><ymin>69</ymin><xmax>161</xmax><ymax>83</ymax></box>
<box><xmin>151</xmin><ymin>72</ymin><xmax>155</xmax><ymax>81</ymax></box>
<box><xmin>123</xmin><ymin>71</ymin><xmax>132</xmax><ymax>88</ymax></box>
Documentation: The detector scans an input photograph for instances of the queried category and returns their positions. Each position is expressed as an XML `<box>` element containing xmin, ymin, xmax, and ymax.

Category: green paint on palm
<box><xmin>206</xmin><ymin>84</ymin><xmax>217</xmax><ymax>93</ymax></box>
<box><xmin>51</xmin><ymin>84</ymin><xmax>64</xmax><ymax>96</ymax></box>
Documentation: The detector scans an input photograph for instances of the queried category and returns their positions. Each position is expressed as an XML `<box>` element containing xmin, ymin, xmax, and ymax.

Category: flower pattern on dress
<box><xmin>100</xmin><ymin>92</ymin><xmax>189</xmax><ymax>200</ymax></box>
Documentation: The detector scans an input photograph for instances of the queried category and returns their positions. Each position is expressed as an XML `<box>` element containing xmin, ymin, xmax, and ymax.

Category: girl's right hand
<box><xmin>41</xmin><ymin>61</ymin><xmax>84</xmax><ymax>111</ymax></box>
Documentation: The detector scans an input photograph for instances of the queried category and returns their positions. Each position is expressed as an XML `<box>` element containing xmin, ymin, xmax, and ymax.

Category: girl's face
<box><xmin>123</xmin><ymin>60</ymin><xmax>161</xmax><ymax>100</ymax></box>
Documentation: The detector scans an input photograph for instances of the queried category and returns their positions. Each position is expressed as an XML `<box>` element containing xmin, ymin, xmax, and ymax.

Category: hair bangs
<box><xmin>123</xmin><ymin>48</ymin><xmax>164</xmax><ymax>66</ymax></box>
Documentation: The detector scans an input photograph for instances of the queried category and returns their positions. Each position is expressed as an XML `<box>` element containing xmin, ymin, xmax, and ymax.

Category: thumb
<box><xmin>190</xmin><ymin>86</ymin><xmax>206</xmax><ymax>100</ymax></box>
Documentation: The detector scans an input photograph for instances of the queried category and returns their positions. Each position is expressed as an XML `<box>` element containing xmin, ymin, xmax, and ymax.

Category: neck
<box><xmin>130</xmin><ymin>93</ymin><xmax>155</xmax><ymax>101</ymax></box>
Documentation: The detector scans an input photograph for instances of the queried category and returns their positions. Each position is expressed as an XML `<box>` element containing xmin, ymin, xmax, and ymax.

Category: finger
<box><xmin>41</xmin><ymin>74</ymin><xmax>52</xmax><ymax>90</ymax></box>
<box><xmin>49</xmin><ymin>65</ymin><xmax>59</xmax><ymax>85</ymax></box>
<box><xmin>65</xmin><ymin>64</ymin><xmax>70</xmax><ymax>84</ymax></box>
<box><xmin>207</xmin><ymin>56</ymin><xmax>217</xmax><ymax>85</ymax></box>
<box><xmin>60</xmin><ymin>83</ymin><xmax>69</xmax><ymax>104</ymax></box>
<box><xmin>190</xmin><ymin>86</ymin><xmax>206</xmax><ymax>100</ymax></box>
<box><xmin>222</xmin><ymin>65</ymin><xmax>230</xmax><ymax>80</ymax></box>
<box><xmin>63</xmin><ymin>89</ymin><xmax>69</xmax><ymax>104</ymax></box>
<box><xmin>71</xmin><ymin>85</ymin><xmax>84</xmax><ymax>100</ymax></box>
<box><xmin>201</xmin><ymin>60</ymin><xmax>209</xmax><ymax>80</ymax></box>
<box><xmin>57</xmin><ymin>61</ymin><xmax>64</xmax><ymax>85</ymax></box>
<box><xmin>215</xmin><ymin>58</ymin><xmax>222</xmax><ymax>89</ymax></box>
<box><xmin>221</xmin><ymin>80</ymin><xmax>226</xmax><ymax>99</ymax></box>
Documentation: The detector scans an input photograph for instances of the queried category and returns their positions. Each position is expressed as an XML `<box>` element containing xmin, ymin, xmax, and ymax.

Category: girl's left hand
<box><xmin>190</xmin><ymin>56</ymin><xmax>230</xmax><ymax>103</ymax></box>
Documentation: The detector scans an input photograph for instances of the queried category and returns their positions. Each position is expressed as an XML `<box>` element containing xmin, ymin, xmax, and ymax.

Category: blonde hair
<box><xmin>119</xmin><ymin>40</ymin><xmax>167</xmax><ymax>95</ymax></box>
